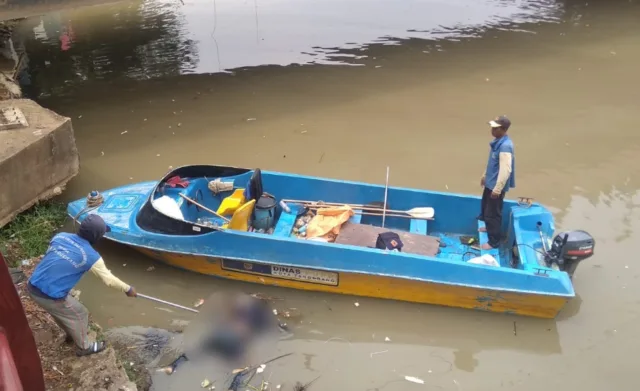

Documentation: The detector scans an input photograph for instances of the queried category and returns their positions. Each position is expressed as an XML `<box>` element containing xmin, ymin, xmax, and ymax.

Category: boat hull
<box><xmin>134</xmin><ymin>246</ymin><xmax>568</xmax><ymax>319</ymax></box>
<box><xmin>67</xmin><ymin>165</ymin><xmax>578</xmax><ymax>319</ymax></box>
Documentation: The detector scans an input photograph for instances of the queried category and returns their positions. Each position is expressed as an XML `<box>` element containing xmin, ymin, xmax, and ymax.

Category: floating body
<box><xmin>67</xmin><ymin>165</ymin><xmax>594</xmax><ymax>319</ymax></box>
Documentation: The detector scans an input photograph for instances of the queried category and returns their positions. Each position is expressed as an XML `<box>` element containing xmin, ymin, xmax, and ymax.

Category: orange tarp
<box><xmin>306</xmin><ymin>205</ymin><xmax>355</xmax><ymax>240</ymax></box>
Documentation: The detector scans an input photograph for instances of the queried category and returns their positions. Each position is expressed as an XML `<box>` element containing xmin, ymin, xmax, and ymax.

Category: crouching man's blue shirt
<box><xmin>29</xmin><ymin>233</ymin><xmax>101</xmax><ymax>299</ymax></box>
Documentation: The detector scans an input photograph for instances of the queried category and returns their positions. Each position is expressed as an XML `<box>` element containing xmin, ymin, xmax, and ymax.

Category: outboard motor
<box><xmin>544</xmin><ymin>230</ymin><xmax>595</xmax><ymax>278</ymax></box>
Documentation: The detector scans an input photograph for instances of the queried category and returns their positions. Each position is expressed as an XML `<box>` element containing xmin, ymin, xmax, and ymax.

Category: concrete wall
<box><xmin>0</xmin><ymin>99</ymin><xmax>79</xmax><ymax>228</ymax></box>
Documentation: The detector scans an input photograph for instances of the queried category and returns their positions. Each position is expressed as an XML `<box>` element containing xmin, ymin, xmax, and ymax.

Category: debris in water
<box><xmin>385</xmin><ymin>337</ymin><xmax>391</xmax><ymax>342</ymax></box>
<box><xmin>147</xmin><ymin>266</ymin><xmax>155</xmax><ymax>272</ymax></box>
<box><xmin>123</xmin><ymin>264</ymin><xmax>127</xmax><ymax>267</ymax></box>
<box><xmin>201</xmin><ymin>378</ymin><xmax>211</xmax><ymax>388</ymax></box>
<box><xmin>193</xmin><ymin>298</ymin><xmax>205</xmax><ymax>308</ymax></box>
<box><xmin>273</xmin><ymin>309</ymin><xmax>279</xmax><ymax>315</ymax></box>
<box><xmin>231</xmin><ymin>366</ymin><xmax>249</xmax><ymax>374</ymax></box>
<box><xmin>177</xmin><ymin>123</ymin><xmax>182</xmax><ymax>127</ymax></box>
<box><xmin>625</xmin><ymin>265</ymin><xmax>629</xmax><ymax>269</ymax></box>
<box><xmin>78</xmin><ymin>115</ymin><xmax>83</xmax><ymax>119</ymax></box>
<box><xmin>247</xmin><ymin>118</ymin><xmax>257</xmax><ymax>121</ymax></box>
<box><xmin>276</xmin><ymin>385</ymin><xmax>281</xmax><ymax>389</ymax></box>
<box><xmin>375</xmin><ymin>65</ymin><xmax>382</xmax><ymax>68</ymax></box>
<box><xmin>121</xmin><ymin>130</ymin><xmax>128</xmax><ymax>135</ymax></box>
<box><xmin>256</xmin><ymin>364</ymin><xmax>266</xmax><ymax>374</ymax></box>
<box><xmin>278</xmin><ymin>308</ymin><xmax>301</xmax><ymax>318</ymax></box>
<box><xmin>485</xmin><ymin>78</ymin><xmax>490</xmax><ymax>82</ymax></box>
<box><xmin>144</xmin><ymin>118</ymin><xmax>148</xmax><ymax>121</ymax></box>
<box><xmin>293</xmin><ymin>376</ymin><xmax>320</xmax><ymax>391</ymax></box>
<box><xmin>101</xmin><ymin>151</ymin><xmax>105</xmax><ymax>156</ymax></box>
<box><xmin>354</xmin><ymin>302</ymin><xmax>360</xmax><ymax>307</ymax></box>
<box><xmin>156</xmin><ymin>367</ymin><xmax>173</xmax><ymax>375</ymax></box>
<box><xmin>250</xmin><ymin>293</ymin><xmax>284</xmax><ymax>301</ymax></box>
<box><xmin>369</xmin><ymin>350</ymin><xmax>388</xmax><ymax>358</ymax></box>
<box><xmin>404</xmin><ymin>376</ymin><xmax>425</xmax><ymax>384</ymax></box>
<box><xmin>156</xmin><ymin>154</ymin><xmax>161</xmax><ymax>157</ymax></box>
<box><xmin>610</xmin><ymin>51</ymin><xmax>617</xmax><ymax>55</ymax></box>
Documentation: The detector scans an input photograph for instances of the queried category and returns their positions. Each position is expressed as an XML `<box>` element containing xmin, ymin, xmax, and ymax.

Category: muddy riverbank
<box><xmin>5</xmin><ymin>0</ymin><xmax>640</xmax><ymax>389</ymax></box>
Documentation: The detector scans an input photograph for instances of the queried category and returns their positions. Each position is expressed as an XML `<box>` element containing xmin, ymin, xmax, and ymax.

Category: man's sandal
<box><xmin>76</xmin><ymin>341</ymin><xmax>107</xmax><ymax>357</ymax></box>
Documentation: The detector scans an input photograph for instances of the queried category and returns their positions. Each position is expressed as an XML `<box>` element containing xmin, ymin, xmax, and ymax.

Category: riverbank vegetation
<box><xmin>0</xmin><ymin>202</ymin><xmax>67</xmax><ymax>267</ymax></box>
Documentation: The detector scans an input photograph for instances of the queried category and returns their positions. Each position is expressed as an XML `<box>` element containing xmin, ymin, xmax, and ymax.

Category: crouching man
<box><xmin>27</xmin><ymin>214</ymin><xmax>137</xmax><ymax>356</ymax></box>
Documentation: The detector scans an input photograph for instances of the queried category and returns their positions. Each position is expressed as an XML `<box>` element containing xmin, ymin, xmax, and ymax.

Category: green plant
<box><xmin>0</xmin><ymin>202</ymin><xmax>67</xmax><ymax>266</ymax></box>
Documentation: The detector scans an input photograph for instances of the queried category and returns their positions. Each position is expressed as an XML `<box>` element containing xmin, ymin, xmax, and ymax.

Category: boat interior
<box><xmin>145</xmin><ymin>166</ymin><xmax>552</xmax><ymax>272</ymax></box>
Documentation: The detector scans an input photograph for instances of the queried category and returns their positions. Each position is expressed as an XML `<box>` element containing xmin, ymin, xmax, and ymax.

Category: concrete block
<box><xmin>0</xmin><ymin>99</ymin><xmax>79</xmax><ymax>228</ymax></box>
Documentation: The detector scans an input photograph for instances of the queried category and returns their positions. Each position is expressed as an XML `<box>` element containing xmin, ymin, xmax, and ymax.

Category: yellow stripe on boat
<box><xmin>135</xmin><ymin>248</ymin><xmax>567</xmax><ymax>319</ymax></box>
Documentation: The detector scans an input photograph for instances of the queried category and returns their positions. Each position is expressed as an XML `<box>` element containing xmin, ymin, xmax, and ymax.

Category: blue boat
<box><xmin>67</xmin><ymin>165</ymin><xmax>595</xmax><ymax>318</ymax></box>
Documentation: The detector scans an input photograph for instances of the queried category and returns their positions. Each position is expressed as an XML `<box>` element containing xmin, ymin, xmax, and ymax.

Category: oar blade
<box><xmin>406</xmin><ymin>207</ymin><xmax>435</xmax><ymax>219</ymax></box>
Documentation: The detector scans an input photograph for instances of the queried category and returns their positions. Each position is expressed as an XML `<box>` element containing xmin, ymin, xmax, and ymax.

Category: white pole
<box><xmin>382</xmin><ymin>166</ymin><xmax>389</xmax><ymax>228</ymax></box>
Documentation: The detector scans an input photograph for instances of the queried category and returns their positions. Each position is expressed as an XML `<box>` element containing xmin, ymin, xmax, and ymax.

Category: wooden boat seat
<box><xmin>409</xmin><ymin>219</ymin><xmax>428</xmax><ymax>235</ymax></box>
<box><xmin>223</xmin><ymin>199</ymin><xmax>256</xmax><ymax>231</ymax></box>
<box><xmin>216</xmin><ymin>188</ymin><xmax>246</xmax><ymax>216</ymax></box>
<box><xmin>335</xmin><ymin>222</ymin><xmax>441</xmax><ymax>257</ymax></box>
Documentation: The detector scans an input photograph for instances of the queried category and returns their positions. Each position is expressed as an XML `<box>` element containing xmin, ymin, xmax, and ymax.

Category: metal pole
<box><xmin>382</xmin><ymin>166</ymin><xmax>390</xmax><ymax>228</ymax></box>
<box><xmin>137</xmin><ymin>293</ymin><xmax>200</xmax><ymax>313</ymax></box>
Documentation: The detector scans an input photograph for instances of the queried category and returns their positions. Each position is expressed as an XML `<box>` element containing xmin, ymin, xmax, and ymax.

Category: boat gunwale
<box><xmin>155</xmin><ymin>164</ymin><xmax>544</xmax><ymax>206</ymax></box>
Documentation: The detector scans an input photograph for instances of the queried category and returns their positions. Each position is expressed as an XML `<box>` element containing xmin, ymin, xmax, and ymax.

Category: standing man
<box><xmin>27</xmin><ymin>214</ymin><xmax>137</xmax><ymax>357</ymax></box>
<box><xmin>479</xmin><ymin>116</ymin><xmax>515</xmax><ymax>250</ymax></box>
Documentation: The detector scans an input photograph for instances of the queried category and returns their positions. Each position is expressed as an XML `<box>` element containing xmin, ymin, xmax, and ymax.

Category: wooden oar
<box><xmin>178</xmin><ymin>193</ymin><xmax>230</xmax><ymax>222</ymax></box>
<box><xmin>305</xmin><ymin>205</ymin><xmax>435</xmax><ymax>220</ymax></box>
<box><xmin>282</xmin><ymin>199</ymin><xmax>383</xmax><ymax>209</ymax></box>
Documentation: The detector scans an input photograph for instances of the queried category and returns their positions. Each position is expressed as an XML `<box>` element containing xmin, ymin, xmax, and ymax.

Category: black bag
<box><xmin>376</xmin><ymin>232</ymin><xmax>403</xmax><ymax>252</ymax></box>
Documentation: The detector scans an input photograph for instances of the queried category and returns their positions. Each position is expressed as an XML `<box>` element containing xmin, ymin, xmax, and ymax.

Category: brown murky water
<box><xmin>11</xmin><ymin>0</ymin><xmax>640</xmax><ymax>389</ymax></box>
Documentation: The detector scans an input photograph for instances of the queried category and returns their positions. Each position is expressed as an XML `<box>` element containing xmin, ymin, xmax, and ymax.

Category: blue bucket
<box><xmin>253</xmin><ymin>194</ymin><xmax>276</xmax><ymax>231</ymax></box>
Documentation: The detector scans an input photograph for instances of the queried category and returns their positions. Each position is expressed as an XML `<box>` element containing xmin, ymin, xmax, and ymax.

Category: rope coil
<box><xmin>208</xmin><ymin>179</ymin><xmax>234</xmax><ymax>194</ymax></box>
<box><xmin>86</xmin><ymin>191</ymin><xmax>104</xmax><ymax>208</ymax></box>
<box><xmin>73</xmin><ymin>190</ymin><xmax>105</xmax><ymax>226</ymax></box>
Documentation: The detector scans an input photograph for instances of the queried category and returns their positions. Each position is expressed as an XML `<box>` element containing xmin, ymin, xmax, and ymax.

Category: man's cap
<box><xmin>488</xmin><ymin>115</ymin><xmax>511</xmax><ymax>130</ymax></box>
<box><xmin>78</xmin><ymin>214</ymin><xmax>111</xmax><ymax>244</ymax></box>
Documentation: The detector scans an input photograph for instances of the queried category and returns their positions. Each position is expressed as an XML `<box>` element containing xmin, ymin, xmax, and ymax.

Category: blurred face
<box><xmin>490</xmin><ymin>125</ymin><xmax>505</xmax><ymax>138</ymax></box>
